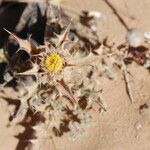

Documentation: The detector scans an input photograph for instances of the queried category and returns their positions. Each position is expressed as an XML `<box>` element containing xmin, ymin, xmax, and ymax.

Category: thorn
<box><xmin>56</xmin><ymin>22</ymin><xmax>71</xmax><ymax>48</ymax></box>
<box><xmin>3</xmin><ymin>28</ymin><xmax>12</xmax><ymax>34</ymax></box>
<box><xmin>3</xmin><ymin>28</ymin><xmax>19</xmax><ymax>43</ymax></box>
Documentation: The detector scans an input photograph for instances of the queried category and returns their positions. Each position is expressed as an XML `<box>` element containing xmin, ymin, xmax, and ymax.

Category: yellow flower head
<box><xmin>44</xmin><ymin>53</ymin><xmax>62</xmax><ymax>72</ymax></box>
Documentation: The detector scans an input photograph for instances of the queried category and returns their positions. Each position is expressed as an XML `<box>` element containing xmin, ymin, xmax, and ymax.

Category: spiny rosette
<box><xmin>3</xmin><ymin>24</ymin><xmax>104</xmax><ymax>141</ymax></box>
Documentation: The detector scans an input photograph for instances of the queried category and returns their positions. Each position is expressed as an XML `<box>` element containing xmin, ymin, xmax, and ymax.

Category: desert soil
<box><xmin>0</xmin><ymin>0</ymin><xmax>150</xmax><ymax>150</ymax></box>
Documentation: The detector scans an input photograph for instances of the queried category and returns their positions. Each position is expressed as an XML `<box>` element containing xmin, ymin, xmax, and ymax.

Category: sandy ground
<box><xmin>0</xmin><ymin>0</ymin><xmax>150</xmax><ymax>150</ymax></box>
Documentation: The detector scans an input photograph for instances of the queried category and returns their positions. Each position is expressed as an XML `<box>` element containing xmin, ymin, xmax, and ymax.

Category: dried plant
<box><xmin>0</xmin><ymin>18</ymin><xmax>107</xmax><ymax>148</ymax></box>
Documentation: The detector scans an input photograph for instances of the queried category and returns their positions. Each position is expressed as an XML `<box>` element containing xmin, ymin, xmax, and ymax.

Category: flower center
<box><xmin>44</xmin><ymin>53</ymin><xmax>62</xmax><ymax>72</ymax></box>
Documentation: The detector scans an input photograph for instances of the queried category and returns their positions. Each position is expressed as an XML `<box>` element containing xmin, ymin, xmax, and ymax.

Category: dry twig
<box><xmin>121</xmin><ymin>60</ymin><xmax>135</xmax><ymax>103</ymax></box>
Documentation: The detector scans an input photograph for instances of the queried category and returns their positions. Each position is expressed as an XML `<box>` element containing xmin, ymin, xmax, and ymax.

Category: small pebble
<box><xmin>134</xmin><ymin>122</ymin><xmax>142</xmax><ymax>130</ymax></box>
<box><xmin>144</xmin><ymin>32</ymin><xmax>150</xmax><ymax>39</ymax></box>
<box><xmin>127</xmin><ymin>28</ymin><xmax>144</xmax><ymax>47</ymax></box>
<box><xmin>89</xmin><ymin>10</ymin><xmax>102</xmax><ymax>19</ymax></box>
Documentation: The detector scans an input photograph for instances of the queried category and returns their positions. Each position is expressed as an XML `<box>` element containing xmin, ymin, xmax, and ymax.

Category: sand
<box><xmin>0</xmin><ymin>0</ymin><xmax>150</xmax><ymax>150</ymax></box>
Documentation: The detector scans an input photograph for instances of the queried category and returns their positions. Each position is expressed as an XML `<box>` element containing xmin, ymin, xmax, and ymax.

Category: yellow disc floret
<box><xmin>44</xmin><ymin>53</ymin><xmax>62</xmax><ymax>72</ymax></box>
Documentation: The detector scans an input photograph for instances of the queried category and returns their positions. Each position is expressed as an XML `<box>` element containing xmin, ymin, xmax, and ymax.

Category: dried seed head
<box><xmin>44</xmin><ymin>53</ymin><xmax>62</xmax><ymax>72</ymax></box>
